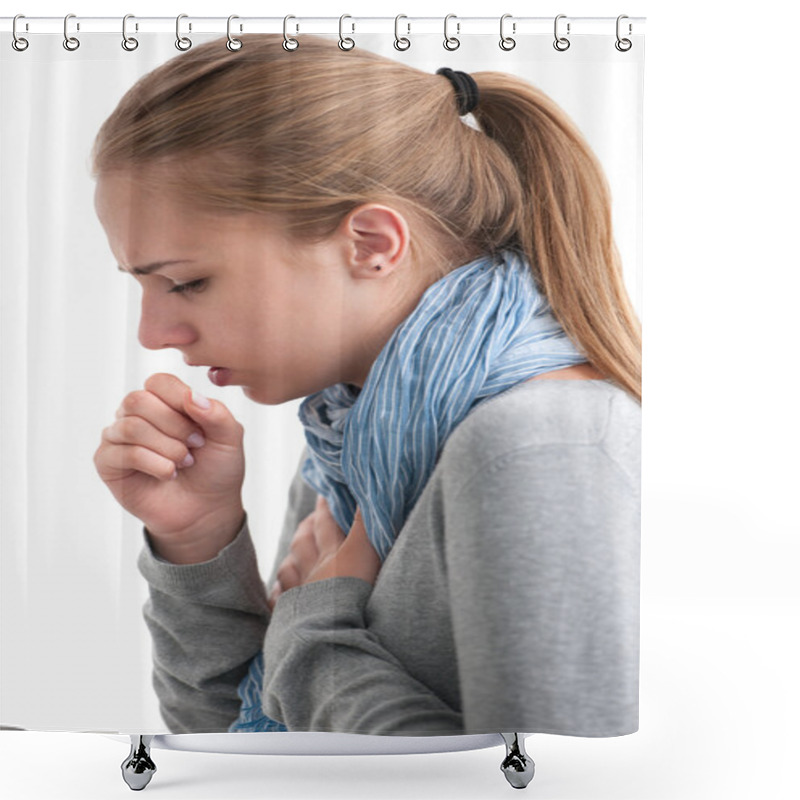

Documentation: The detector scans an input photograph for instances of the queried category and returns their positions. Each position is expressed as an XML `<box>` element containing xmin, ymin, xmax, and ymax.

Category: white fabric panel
<box><xmin>0</xmin><ymin>28</ymin><xmax>643</xmax><ymax>731</ymax></box>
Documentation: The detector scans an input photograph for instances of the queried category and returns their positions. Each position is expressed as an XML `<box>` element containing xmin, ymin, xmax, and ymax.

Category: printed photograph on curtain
<box><xmin>1</xmin><ymin>28</ymin><xmax>643</xmax><ymax>738</ymax></box>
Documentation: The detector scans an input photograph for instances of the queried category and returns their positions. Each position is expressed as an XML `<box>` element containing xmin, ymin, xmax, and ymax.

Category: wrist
<box><xmin>147</xmin><ymin>504</ymin><xmax>247</xmax><ymax>565</ymax></box>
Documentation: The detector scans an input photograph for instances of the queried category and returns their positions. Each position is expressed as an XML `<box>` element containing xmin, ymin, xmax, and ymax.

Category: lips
<box><xmin>208</xmin><ymin>366</ymin><xmax>233</xmax><ymax>387</ymax></box>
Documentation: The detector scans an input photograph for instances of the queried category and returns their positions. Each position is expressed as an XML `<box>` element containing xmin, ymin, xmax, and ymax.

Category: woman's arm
<box><xmin>261</xmin><ymin>575</ymin><xmax>464</xmax><ymax>734</ymax></box>
<box><xmin>445</xmin><ymin>441</ymin><xmax>641</xmax><ymax>736</ymax></box>
<box><xmin>260</xmin><ymin>431</ymin><xmax>640</xmax><ymax>736</ymax></box>
<box><xmin>136</xmin><ymin>448</ymin><xmax>317</xmax><ymax>733</ymax></box>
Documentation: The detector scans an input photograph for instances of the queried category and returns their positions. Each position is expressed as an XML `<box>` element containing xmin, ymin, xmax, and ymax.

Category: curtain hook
<box><xmin>615</xmin><ymin>15</ymin><xmax>632</xmax><ymax>51</ymax></box>
<box><xmin>553</xmin><ymin>14</ymin><xmax>571</xmax><ymax>51</ymax></box>
<box><xmin>394</xmin><ymin>14</ymin><xmax>411</xmax><ymax>51</ymax></box>
<box><xmin>175</xmin><ymin>14</ymin><xmax>192</xmax><ymax>51</ymax></box>
<box><xmin>339</xmin><ymin>15</ymin><xmax>355</xmax><ymax>50</ymax></box>
<box><xmin>226</xmin><ymin>15</ymin><xmax>242</xmax><ymax>51</ymax></box>
<box><xmin>444</xmin><ymin>13</ymin><xmax>460</xmax><ymax>51</ymax></box>
<box><xmin>499</xmin><ymin>14</ymin><xmax>516</xmax><ymax>51</ymax></box>
<box><xmin>121</xmin><ymin>14</ymin><xmax>139</xmax><ymax>51</ymax></box>
<box><xmin>63</xmin><ymin>13</ymin><xmax>80</xmax><ymax>51</ymax></box>
<box><xmin>283</xmin><ymin>15</ymin><xmax>299</xmax><ymax>50</ymax></box>
<box><xmin>12</xmin><ymin>14</ymin><xmax>29</xmax><ymax>51</ymax></box>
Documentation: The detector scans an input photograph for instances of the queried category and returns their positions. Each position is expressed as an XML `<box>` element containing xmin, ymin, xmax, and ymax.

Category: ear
<box><xmin>340</xmin><ymin>204</ymin><xmax>410</xmax><ymax>277</ymax></box>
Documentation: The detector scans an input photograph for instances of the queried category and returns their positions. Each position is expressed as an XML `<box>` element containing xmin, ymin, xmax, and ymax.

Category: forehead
<box><xmin>95</xmin><ymin>170</ymin><xmax>187</xmax><ymax>224</ymax></box>
<box><xmin>94</xmin><ymin>174</ymin><xmax>306</xmax><ymax>281</ymax></box>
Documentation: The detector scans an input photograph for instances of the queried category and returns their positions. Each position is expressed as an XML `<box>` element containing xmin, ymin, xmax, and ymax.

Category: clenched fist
<box><xmin>94</xmin><ymin>372</ymin><xmax>246</xmax><ymax>563</ymax></box>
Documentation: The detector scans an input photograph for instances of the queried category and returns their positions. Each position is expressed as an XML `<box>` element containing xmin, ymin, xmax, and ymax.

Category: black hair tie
<box><xmin>436</xmin><ymin>67</ymin><xmax>480</xmax><ymax>116</ymax></box>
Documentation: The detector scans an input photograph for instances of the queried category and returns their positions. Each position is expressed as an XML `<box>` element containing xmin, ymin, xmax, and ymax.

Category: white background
<box><xmin>1</xmin><ymin>1</ymin><xmax>798</xmax><ymax>800</ymax></box>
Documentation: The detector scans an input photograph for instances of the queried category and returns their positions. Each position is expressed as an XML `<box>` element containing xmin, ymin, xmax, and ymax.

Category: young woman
<box><xmin>92</xmin><ymin>34</ymin><xmax>641</xmax><ymax>737</ymax></box>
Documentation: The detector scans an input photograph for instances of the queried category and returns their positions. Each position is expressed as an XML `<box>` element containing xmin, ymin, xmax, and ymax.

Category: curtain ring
<box><xmin>12</xmin><ymin>14</ymin><xmax>29</xmax><ymax>51</ymax></box>
<box><xmin>553</xmin><ymin>15</ymin><xmax>570</xmax><ymax>51</ymax></box>
<box><xmin>499</xmin><ymin>14</ymin><xmax>516</xmax><ymax>51</ymax></box>
<box><xmin>175</xmin><ymin>14</ymin><xmax>192</xmax><ymax>51</ymax></box>
<box><xmin>121</xmin><ymin>14</ymin><xmax>139</xmax><ymax>51</ymax></box>
<box><xmin>283</xmin><ymin>15</ymin><xmax>299</xmax><ymax>50</ymax></box>
<box><xmin>339</xmin><ymin>15</ymin><xmax>355</xmax><ymax>50</ymax></box>
<box><xmin>444</xmin><ymin>14</ymin><xmax>460</xmax><ymax>51</ymax></box>
<box><xmin>615</xmin><ymin>15</ymin><xmax>632</xmax><ymax>52</ymax></box>
<box><xmin>226</xmin><ymin>15</ymin><xmax>242</xmax><ymax>51</ymax></box>
<box><xmin>63</xmin><ymin>13</ymin><xmax>80</xmax><ymax>51</ymax></box>
<box><xmin>394</xmin><ymin>14</ymin><xmax>411</xmax><ymax>51</ymax></box>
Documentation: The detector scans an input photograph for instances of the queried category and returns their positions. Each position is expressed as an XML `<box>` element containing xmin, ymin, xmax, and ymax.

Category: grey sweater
<box><xmin>137</xmin><ymin>379</ymin><xmax>641</xmax><ymax>737</ymax></box>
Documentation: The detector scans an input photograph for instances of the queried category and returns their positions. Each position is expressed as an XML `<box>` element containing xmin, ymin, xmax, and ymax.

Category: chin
<box><xmin>242</xmin><ymin>383</ymin><xmax>293</xmax><ymax>406</ymax></box>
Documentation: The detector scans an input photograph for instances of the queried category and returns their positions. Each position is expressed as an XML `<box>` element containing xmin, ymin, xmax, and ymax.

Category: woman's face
<box><xmin>94</xmin><ymin>169</ymin><xmax>418</xmax><ymax>404</ymax></box>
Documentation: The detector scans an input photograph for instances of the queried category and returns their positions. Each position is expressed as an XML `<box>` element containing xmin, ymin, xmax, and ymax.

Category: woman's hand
<box><xmin>268</xmin><ymin>497</ymin><xmax>381</xmax><ymax>611</ymax></box>
<box><xmin>93</xmin><ymin>372</ymin><xmax>246</xmax><ymax>563</ymax></box>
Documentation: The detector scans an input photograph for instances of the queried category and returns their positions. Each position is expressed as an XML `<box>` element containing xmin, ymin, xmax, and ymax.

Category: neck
<box><xmin>531</xmin><ymin>364</ymin><xmax>605</xmax><ymax>381</ymax></box>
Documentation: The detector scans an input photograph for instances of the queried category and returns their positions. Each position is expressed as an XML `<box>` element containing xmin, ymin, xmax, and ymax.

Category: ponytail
<box><xmin>472</xmin><ymin>72</ymin><xmax>642</xmax><ymax>403</ymax></box>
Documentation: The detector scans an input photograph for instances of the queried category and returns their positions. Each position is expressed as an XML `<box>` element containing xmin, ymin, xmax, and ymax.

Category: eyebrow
<box><xmin>116</xmin><ymin>260</ymin><xmax>194</xmax><ymax>276</ymax></box>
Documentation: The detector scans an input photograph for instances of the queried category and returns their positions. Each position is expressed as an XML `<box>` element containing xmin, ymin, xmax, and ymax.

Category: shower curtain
<box><xmin>0</xmin><ymin>16</ymin><xmax>644</xmax><ymax>735</ymax></box>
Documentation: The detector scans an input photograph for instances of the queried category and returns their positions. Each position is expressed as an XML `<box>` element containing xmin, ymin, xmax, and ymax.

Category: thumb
<box><xmin>183</xmin><ymin>388</ymin><xmax>244</xmax><ymax>446</ymax></box>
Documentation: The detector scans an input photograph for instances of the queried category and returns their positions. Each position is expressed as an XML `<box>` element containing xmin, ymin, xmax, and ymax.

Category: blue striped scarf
<box><xmin>229</xmin><ymin>248</ymin><xmax>586</xmax><ymax>733</ymax></box>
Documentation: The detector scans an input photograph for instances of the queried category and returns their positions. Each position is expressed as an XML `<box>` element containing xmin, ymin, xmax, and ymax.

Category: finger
<box><xmin>313</xmin><ymin>496</ymin><xmax>347</xmax><ymax>554</ymax></box>
<box><xmin>142</xmin><ymin>372</ymin><xmax>196</xmax><ymax>416</ymax></box>
<box><xmin>267</xmin><ymin>580</ymin><xmax>282</xmax><ymax>611</ymax></box>
<box><xmin>275</xmin><ymin>558</ymin><xmax>302</xmax><ymax>594</ymax></box>
<box><xmin>143</xmin><ymin>373</ymin><xmax>244</xmax><ymax>448</ymax></box>
<box><xmin>116</xmin><ymin>388</ymin><xmax>205</xmax><ymax>450</ymax></box>
<box><xmin>288</xmin><ymin>521</ymin><xmax>321</xmax><ymax>579</ymax></box>
<box><xmin>103</xmin><ymin>416</ymin><xmax>196</xmax><ymax>472</ymax></box>
<box><xmin>95</xmin><ymin>442</ymin><xmax>179</xmax><ymax>482</ymax></box>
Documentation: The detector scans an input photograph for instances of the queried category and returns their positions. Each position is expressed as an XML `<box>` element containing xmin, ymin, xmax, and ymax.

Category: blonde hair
<box><xmin>92</xmin><ymin>34</ymin><xmax>641</xmax><ymax>403</ymax></box>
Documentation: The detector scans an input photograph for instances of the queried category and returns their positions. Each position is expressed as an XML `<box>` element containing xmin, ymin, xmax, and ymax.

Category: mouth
<box><xmin>182</xmin><ymin>359</ymin><xmax>234</xmax><ymax>387</ymax></box>
<box><xmin>208</xmin><ymin>366</ymin><xmax>233</xmax><ymax>387</ymax></box>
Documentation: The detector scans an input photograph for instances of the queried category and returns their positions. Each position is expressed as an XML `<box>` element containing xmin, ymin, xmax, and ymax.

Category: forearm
<box><xmin>137</xmin><ymin>514</ymin><xmax>271</xmax><ymax>732</ymax></box>
<box><xmin>135</xmin><ymin>448</ymin><xmax>318</xmax><ymax>733</ymax></box>
<box><xmin>261</xmin><ymin>577</ymin><xmax>464</xmax><ymax>735</ymax></box>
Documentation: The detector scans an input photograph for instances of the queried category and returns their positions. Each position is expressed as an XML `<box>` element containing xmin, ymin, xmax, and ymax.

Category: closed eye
<box><xmin>168</xmin><ymin>279</ymin><xmax>207</xmax><ymax>295</ymax></box>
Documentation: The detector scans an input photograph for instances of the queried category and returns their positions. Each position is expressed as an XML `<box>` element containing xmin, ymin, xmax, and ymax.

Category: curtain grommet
<box><xmin>226</xmin><ymin>15</ymin><xmax>242</xmax><ymax>51</ymax></box>
<box><xmin>553</xmin><ymin>15</ymin><xmax>571</xmax><ymax>52</ymax></box>
<box><xmin>394</xmin><ymin>15</ymin><xmax>411</xmax><ymax>51</ymax></box>
<box><xmin>175</xmin><ymin>14</ymin><xmax>192</xmax><ymax>51</ymax></box>
<box><xmin>444</xmin><ymin>14</ymin><xmax>461</xmax><ymax>51</ymax></box>
<box><xmin>283</xmin><ymin>15</ymin><xmax>299</xmax><ymax>50</ymax></box>
<box><xmin>12</xmin><ymin>14</ymin><xmax>29</xmax><ymax>51</ymax></box>
<box><xmin>63</xmin><ymin>14</ymin><xmax>80</xmax><ymax>51</ymax></box>
<box><xmin>121</xmin><ymin>14</ymin><xmax>139</xmax><ymax>51</ymax></box>
<box><xmin>615</xmin><ymin>15</ymin><xmax>633</xmax><ymax>51</ymax></box>
<box><xmin>339</xmin><ymin>15</ymin><xmax>355</xmax><ymax>51</ymax></box>
<box><xmin>499</xmin><ymin>14</ymin><xmax>516</xmax><ymax>51</ymax></box>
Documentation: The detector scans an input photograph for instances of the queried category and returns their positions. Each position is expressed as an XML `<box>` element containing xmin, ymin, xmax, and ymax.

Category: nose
<box><xmin>137</xmin><ymin>289</ymin><xmax>198</xmax><ymax>351</ymax></box>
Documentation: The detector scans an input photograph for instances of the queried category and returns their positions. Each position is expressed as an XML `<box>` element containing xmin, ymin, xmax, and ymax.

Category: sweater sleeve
<box><xmin>445</xmin><ymin>442</ymin><xmax>641</xmax><ymax>736</ymax></box>
<box><xmin>260</xmin><ymin>437</ymin><xmax>640</xmax><ymax>737</ymax></box>
<box><xmin>260</xmin><ymin>577</ymin><xmax>464</xmax><ymax>735</ymax></box>
<box><xmin>136</xmin><ymin>449</ymin><xmax>318</xmax><ymax>733</ymax></box>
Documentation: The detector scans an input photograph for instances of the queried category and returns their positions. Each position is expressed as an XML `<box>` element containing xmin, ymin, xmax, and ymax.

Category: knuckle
<box><xmin>122</xmin><ymin>390</ymin><xmax>148</xmax><ymax>414</ymax></box>
<box><xmin>117</xmin><ymin>415</ymin><xmax>144</xmax><ymax>439</ymax></box>
<box><xmin>173</xmin><ymin>443</ymin><xmax>191</xmax><ymax>463</ymax></box>
<box><xmin>288</xmin><ymin>534</ymin><xmax>307</xmax><ymax>556</ymax></box>
<box><xmin>275</xmin><ymin>562</ymin><xmax>293</xmax><ymax>585</ymax></box>
<box><xmin>143</xmin><ymin>373</ymin><xmax>169</xmax><ymax>392</ymax></box>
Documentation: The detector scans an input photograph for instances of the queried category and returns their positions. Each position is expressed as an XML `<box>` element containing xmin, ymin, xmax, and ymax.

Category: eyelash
<box><xmin>168</xmin><ymin>279</ymin><xmax>207</xmax><ymax>296</ymax></box>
